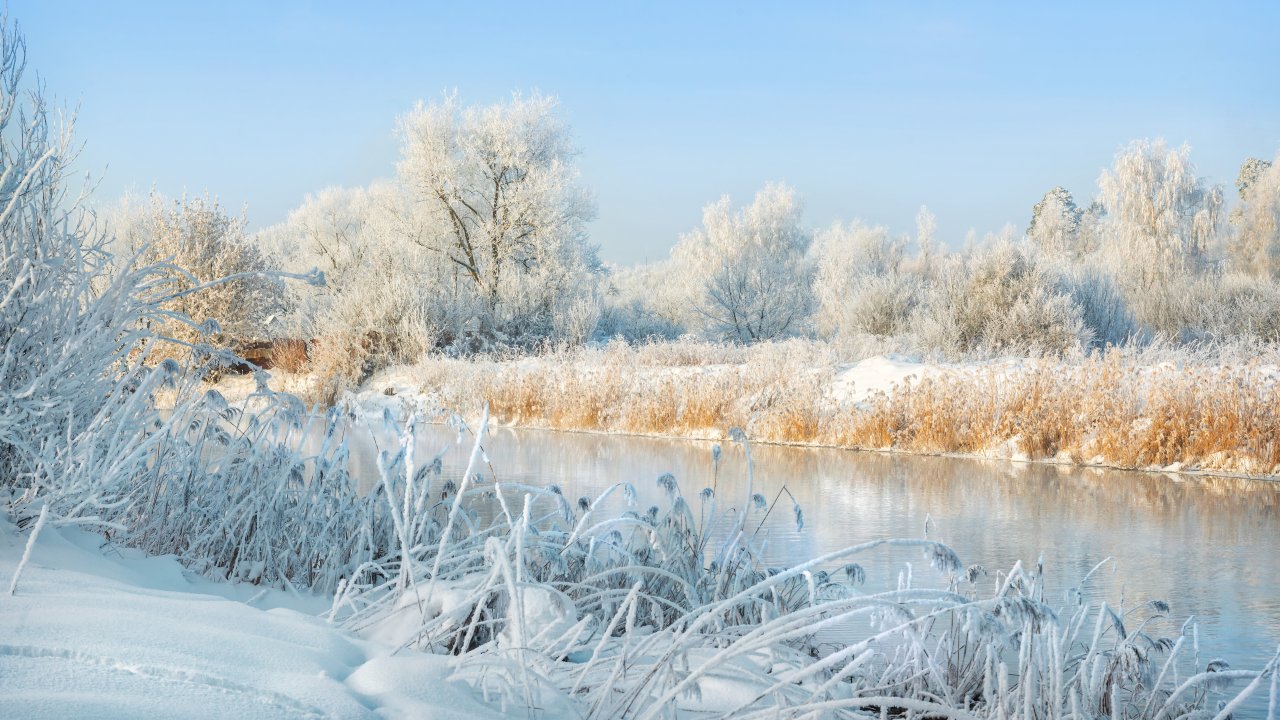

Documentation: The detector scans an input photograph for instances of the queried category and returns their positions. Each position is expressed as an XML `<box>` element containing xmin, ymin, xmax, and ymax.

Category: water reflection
<box><xmin>341</xmin><ymin>422</ymin><xmax>1280</xmax><ymax>677</ymax></box>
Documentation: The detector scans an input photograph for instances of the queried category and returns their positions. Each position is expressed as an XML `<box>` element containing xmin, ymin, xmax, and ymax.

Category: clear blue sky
<box><xmin>11</xmin><ymin>1</ymin><xmax>1280</xmax><ymax>264</ymax></box>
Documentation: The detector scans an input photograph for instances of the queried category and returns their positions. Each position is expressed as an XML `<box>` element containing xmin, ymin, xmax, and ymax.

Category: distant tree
<box><xmin>811</xmin><ymin>221</ymin><xmax>916</xmax><ymax>338</ymax></box>
<box><xmin>1074</xmin><ymin>200</ymin><xmax>1107</xmax><ymax>257</ymax></box>
<box><xmin>915</xmin><ymin>205</ymin><xmax>937</xmax><ymax>269</ymax></box>
<box><xmin>267</xmin><ymin>186</ymin><xmax>376</xmax><ymax>278</ymax></box>
<box><xmin>396</xmin><ymin>93</ymin><xmax>601</xmax><ymax>341</ymax></box>
<box><xmin>1237</xmin><ymin>157</ymin><xmax>1273</xmax><ymax>198</ymax></box>
<box><xmin>1027</xmin><ymin>186</ymin><xmax>1083</xmax><ymax>258</ymax></box>
<box><xmin>1096</xmin><ymin>140</ymin><xmax>1223</xmax><ymax>286</ymax></box>
<box><xmin>1227</xmin><ymin>154</ymin><xmax>1280</xmax><ymax>278</ymax></box>
<box><xmin>672</xmin><ymin>184</ymin><xmax>812</xmax><ymax>342</ymax></box>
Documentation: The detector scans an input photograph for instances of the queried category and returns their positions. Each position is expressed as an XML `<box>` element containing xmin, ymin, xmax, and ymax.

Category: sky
<box><xmin>10</xmin><ymin>1</ymin><xmax>1280</xmax><ymax>265</ymax></box>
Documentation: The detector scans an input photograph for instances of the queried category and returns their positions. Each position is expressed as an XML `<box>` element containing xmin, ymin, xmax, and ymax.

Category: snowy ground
<box><xmin>0</xmin><ymin>515</ymin><xmax>510</xmax><ymax>719</ymax></box>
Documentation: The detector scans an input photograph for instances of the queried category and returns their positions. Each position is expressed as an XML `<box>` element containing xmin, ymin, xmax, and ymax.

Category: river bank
<box><xmin>214</xmin><ymin>341</ymin><xmax>1280</xmax><ymax>481</ymax></box>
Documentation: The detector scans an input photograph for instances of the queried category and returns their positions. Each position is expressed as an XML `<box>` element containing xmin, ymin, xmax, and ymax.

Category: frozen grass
<box><xmin>328</xmin><ymin>414</ymin><xmax>1280</xmax><ymax>718</ymax></box>
<box><xmin>356</xmin><ymin>338</ymin><xmax>1280</xmax><ymax>478</ymax></box>
<box><xmin>835</xmin><ymin>350</ymin><xmax>1280</xmax><ymax>475</ymax></box>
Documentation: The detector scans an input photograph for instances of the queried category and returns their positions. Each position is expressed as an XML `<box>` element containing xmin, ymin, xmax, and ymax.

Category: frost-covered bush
<box><xmin>811</xmin><ymin>221</ymin><xmax>918</xmax><ymax>339</ymax></box>
<box><xmin>1119</xmin><ymin>271</ymin><xmax>1236</xmax><ymax>342</ymax></box>
<box><xmin>595</xmin><ymin>263</ymin><xmax>686</xmax><ymax>342</ymax></box>
<box><xmin>1185</xmin><ymin>272</ymin><xmax>1280</xmax><ymax>342</ymax></box>
<box><xmin>297</xmin><ymin>244</ymin><xmax>446</xmax><ymax>401</ymax></box>
<box><xmin>114</xmin><ymin>193</ymin><xmax>287</xmax><ymax>361</ymax></box>
<box><xmin>913</xmin><ymin>240</ymin><xmax>1088</xmax><ymax>355</ymax></box>
<box><xmin>0</xmin><ymin>14</ymin><xmax>360</xmax><ymax>593</ymax></box>
<box><xmin>0</xmin><ymin>22</ymin><xmax>174</xmax><ymax>510</ymax></box>
<box><xmin>1057</xmin><ymin>264</ymin><xmax>1140</xmax><ymax>348</ymax></box>
<box><xmin>261</xmin><ymin>184</ymin><xmax>474</xmax><ymax>372</ymax></box>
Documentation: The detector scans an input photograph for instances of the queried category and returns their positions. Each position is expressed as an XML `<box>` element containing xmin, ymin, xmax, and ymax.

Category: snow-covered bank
<box><xmin>222</xmin><ymin>343</ymin><xmax>1280</xmax><ymax>481</ymax></box>
<box><xmin>7</xmin><ymin>456</ymin><xmax>1277</xmax><ymax>719</ymax></box>
<box><xmin>0</xmin><ymin>514</ymin><xmax>507</xmax><ymax>719</ymax></box>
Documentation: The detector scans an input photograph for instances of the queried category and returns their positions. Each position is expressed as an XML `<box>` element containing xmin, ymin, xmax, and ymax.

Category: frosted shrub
<box><xmin>0</xmin><ymin>13</ymin><xmax>355</xmax><ymax>594</ymax></box>
<box><xmin>552</xmin><ymin>294</ymin><xmax>603</xmax><ymax>346</ymax></box>
<box><xmin>1191</xmin><ymin>272</ymin><xmax>1280</xmax><ymax>342</ymax></box>
<box><xmin>596</xmin><ymin>262</ymin><xmax>686</xmax><ymax>342</ymax></box>
<box><xmin>836</xmin><ymin>272</ymin><xmax>919</xmax><ymax>339</ymax></box>
<box><xmin>811</xmin><ymin>221</ymin><xmax>919</xmax><ymax>339</ymax></box>
<box><xmin>0</xmin><ymin>21</ymin><xmax>173</xmax><ymax>510</ymax></box>
<box><xmin>114</xmin><ymin>193</ymin><xmax>287</xmax><ymax>362</ymax></box>
<box><xmin>595</xmin><ymin>297</ymin><xmax>684</xmax><ymax>343</ymax></box>
<box><xmin>1056</xmin><ymin>264</ymin><xmax>1140</xmax><ymax>348</ymax></box>
<box><xmin>1118</xmin><ymin>269</ymin><xmax>1273</xmax><ymax>342</ymax></box>
<box><xmin>914</xmin><ymin>241</ymin><xmax>1088</xmax><ymax>355</ymax></box>
<box><xmin>304</xmin><ymin>260</ymin><xmax>444</xmax><ymax>402</ymax></box>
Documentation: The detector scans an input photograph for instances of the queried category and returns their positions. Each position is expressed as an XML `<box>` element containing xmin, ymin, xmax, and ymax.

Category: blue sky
<box><xmin>11</xmin><ymin>1</ymin><xmax>1280</xmax><ymax>264</ymax></box>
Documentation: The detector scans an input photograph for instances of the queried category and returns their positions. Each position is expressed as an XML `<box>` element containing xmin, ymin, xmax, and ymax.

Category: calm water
<box><xmin>342</xmin><ymin>422</ymin><xmax>1280</xmax><ymax>684</ymax></box>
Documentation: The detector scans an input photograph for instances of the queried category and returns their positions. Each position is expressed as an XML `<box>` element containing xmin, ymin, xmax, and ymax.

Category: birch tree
<box><xmin>1096</xmin><ymin>140</ymin><xmax>1223</xmax><ymax>285</ymax></box>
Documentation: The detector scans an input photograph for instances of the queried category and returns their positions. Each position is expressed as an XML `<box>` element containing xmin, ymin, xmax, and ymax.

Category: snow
<box><xmin>0</xmin><ymin>515</ymin><xmax>510</xmax><ymax>719</ymax></box>
<box><xmin>828</xmin><ymin>354</ymin><xmax>948</xmax><ymax>405</ymax></box>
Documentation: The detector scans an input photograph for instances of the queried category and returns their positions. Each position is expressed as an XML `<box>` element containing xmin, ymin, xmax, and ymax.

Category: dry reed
<box><xmin>337</xmin><ymin>340</ymin><xmax>1280</xmax><ymax>478</ymax></box>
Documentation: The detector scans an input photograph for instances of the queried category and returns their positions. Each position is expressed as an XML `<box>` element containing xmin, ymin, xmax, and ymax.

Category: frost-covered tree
<box><xmin>1237</xmin><ymin>157</ymin><xmax>1273</xmax><ymax>197</ymax></box>
<box><xmin>396</xmin><ymin>93</ymin><xmax>602</xmax><ymax>342</ymax></box>
<box><xmin>811</xmin><ymin>221</ymin><xmax>917</xmax><ymax>338</ymax></box>
<box><xmin>671</xmin><ymin>184</ymin><xmax>812</xmax><ymax>342</ymax></box>
<box><xmin>1227</xmin><ymin>155</ymin><xmax>1280</xmax><ymax>278</ymax></box>
<box><xmin>115</xmin><ymin>193</ymin><xmax>286</xmax><ymax>356</ymax></box>
<box><xmin>1096</xmin><ymin>140</ymin><xmax>1223</xmax><ymax>286</ymax></box>
<box><xmin>261</xmin><ymin>185</ymin><xmax>378</xmax><ymax>280</ymax></box>
<box><xmin>257</xmin><ymin>184</ymin><xmax>404</xmax><ymax>337</ymax></box>
<box><xmin>596</xmin><ymin>261</ymin><xmax>686</xmax><ymax>342</ymax></box>
<box><xmin>1074</xmin><ymin>200</ymin><xmax>1107</xmax><ymax>258</ymax></box>
<box><xmin>914</xmin><ymin>238</ymin><xmax>1087</xmax><ymax>354</ymax></box>
<box><xmin>915</xmin><ymin>205</ymin><xmax>937</xmax><ymax>269</ymax></box>
<box><xmin>1027</xmin><ymin>186</ymin><xmax>1083</xmax><ymax>258</ymax></box>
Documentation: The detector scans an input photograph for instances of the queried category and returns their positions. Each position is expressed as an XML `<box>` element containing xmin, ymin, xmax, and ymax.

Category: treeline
<box><xmin>109</xmin><ymin>95</ymin><xmax>1280</xmax><ymax>389</ymax></box>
